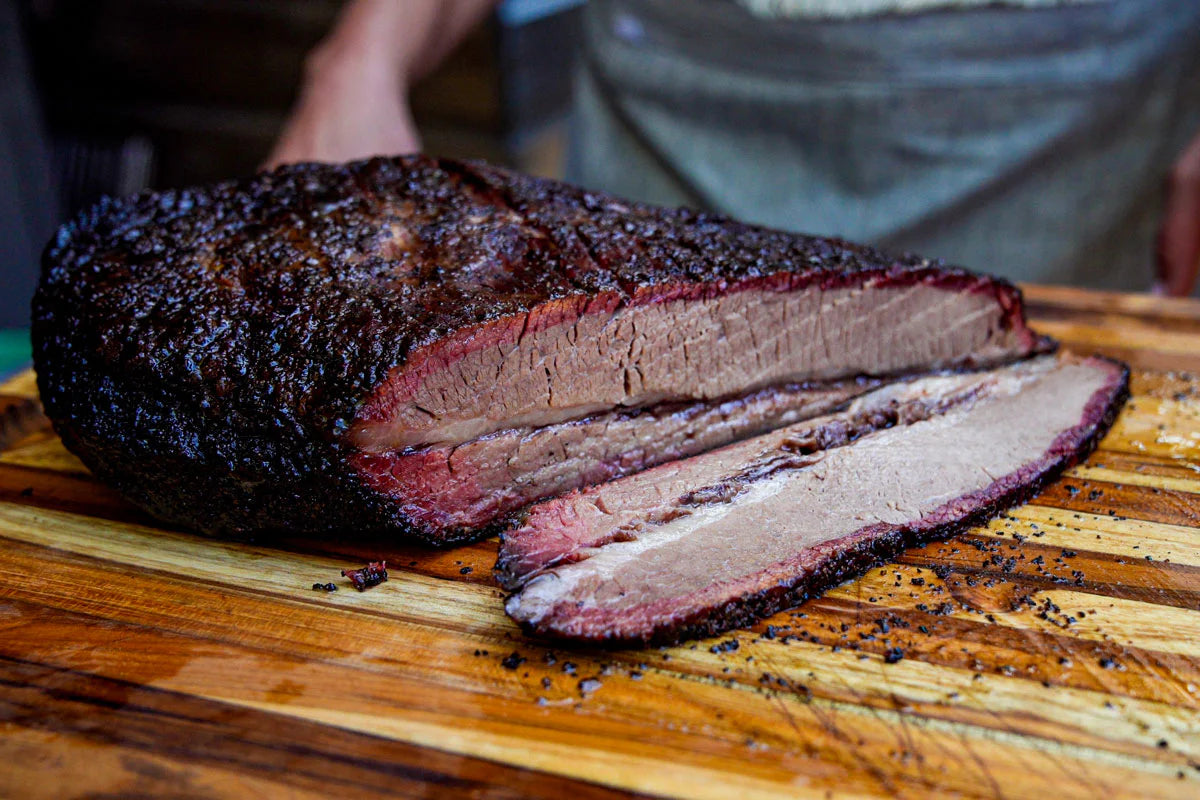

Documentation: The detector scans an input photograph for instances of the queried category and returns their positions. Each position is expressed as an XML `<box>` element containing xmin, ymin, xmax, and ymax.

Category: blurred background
<box><xmin>0</xmin><ymin>0</ymin><xmax>583</xmax><ymax>372</ymax></box>
<box><xmin>3</xmin><ymin>0</ymin><xmax>1199</xmax><ymax>377</ymax></box>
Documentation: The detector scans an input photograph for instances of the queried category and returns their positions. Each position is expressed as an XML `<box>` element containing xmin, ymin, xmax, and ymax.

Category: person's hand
<box><xmin>263</xmin><ymin>41</ymin><xmax>419</xmax><ymax>170</ymax></box>
<box><xmin>1156</xmin><ymin>129</ymin><xmax>1200</xmax><ymax>297</ymax></box>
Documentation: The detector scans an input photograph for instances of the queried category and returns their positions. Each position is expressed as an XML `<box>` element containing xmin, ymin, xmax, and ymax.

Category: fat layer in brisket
<box><xmin>500</xmin><ymin>355</ymin><xmax>1128</xmax><ymax>645</ymax></box>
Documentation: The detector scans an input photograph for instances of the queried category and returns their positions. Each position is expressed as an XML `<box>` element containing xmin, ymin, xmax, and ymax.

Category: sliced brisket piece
<box><xmin>352</xmin><ymin>379</ymin><xmax>881</xmax><ymax>534</ymax></box>
<box><xmin>500</xmin><ymin>355</ymin><xmax>1128</xmax><ymax>646</ymax></box>
<box><xmin>34</xmin><ymin>155</ymin><xmax>1044</xmax><ymax>544</ymax></box>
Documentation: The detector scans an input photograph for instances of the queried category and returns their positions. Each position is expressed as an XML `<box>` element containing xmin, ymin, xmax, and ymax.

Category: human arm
<box><xmin>264</xmin><ymin>0</ymin><xmax>499</xmax><ymax>169</ymax></box>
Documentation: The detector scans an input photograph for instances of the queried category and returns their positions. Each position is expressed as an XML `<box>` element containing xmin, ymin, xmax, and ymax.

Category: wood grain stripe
<box><xmin>1</xmin><ymin>595</ymin><xmax>1192</xmax><ymax>800</ymax></box>
<box><xmin>0</xmin><ymin>656</ymin><xmax>653</xmax><ymax>800</ymax></box>
<box><xmin>899</xmin><ymin>535</ymin><xmax>1200</xmax><ymax>612</ymax></box>
<box><xmin>1</xmin><ymin>514</ymin><xmax>1196</xmax><ymax>774</ymax></box>
<box><xmin>993</xmin><ymin>505</ymin><xmax>1200</xmax><ymax>568</ymax></box>
<box><xmin>0</xmin><ymin>372</ymin><xmax>38</xmax><ymax>398</ymax></box>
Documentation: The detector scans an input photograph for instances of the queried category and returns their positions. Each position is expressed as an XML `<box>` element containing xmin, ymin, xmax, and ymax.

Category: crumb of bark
<box><xmin>341</xmin><ymin>560</ymin><xmax>388</xmax><ymax>591</ymax></box>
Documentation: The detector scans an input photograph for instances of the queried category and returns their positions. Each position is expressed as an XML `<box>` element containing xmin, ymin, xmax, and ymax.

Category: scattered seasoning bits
<box><xmin>459</xmin><ymin>566</ymin><xmax>474</xmax><ymax>575</ymax></box>
<box><xmin>500</xmin><ymin>651</ymin><xmax>527</xmax><ymax>670</ymax></box>
<box><xmin>710</xmin><ymin>638</ymin><xmax>740</xmax><ymax>654</ymax></box>
<box><xmin>341</xmin><ymin>560</ymin><xmax>388</xmax><ymax>591</ymax></box>
<box><xmin>883</xmin><ymin>648</ymin><xmax>905</xmax><ymax>664</ymax></box>
<box><xmin>18</xmin><ymin>487</ymin><xmax>33</xmax><ymax>498</ymax></box>
<box><xmin>311</xmin><ymin>582</ymin><xmax>338</xmax><ymax>592</ymax></box>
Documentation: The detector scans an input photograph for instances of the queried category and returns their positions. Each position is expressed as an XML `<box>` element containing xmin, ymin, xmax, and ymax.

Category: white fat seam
<box><xmin>510</xmin><ymin>356</ymin><xmax>1068</xmax><ymax>624</ymax></box>
<box><xmin>508</xmin><ymin>473</ymin><xmax>798</xmax><ymax>623</ymax></box>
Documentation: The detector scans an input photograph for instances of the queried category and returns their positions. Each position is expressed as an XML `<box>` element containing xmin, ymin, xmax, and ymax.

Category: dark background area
<box><xmin>0</xmin><ymin>0</ymin><xmax>582</xmax><ymax>339</ymax></box>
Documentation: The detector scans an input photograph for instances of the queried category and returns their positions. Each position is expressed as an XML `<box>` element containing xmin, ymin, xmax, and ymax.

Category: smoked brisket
<box><xmin>34</xmin><ymin>156</ymin><xmax>1046</xmax><ymax>544</ymax></box>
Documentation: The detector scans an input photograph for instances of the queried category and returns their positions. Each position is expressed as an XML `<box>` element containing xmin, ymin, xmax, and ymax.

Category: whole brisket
<box><xmin>500</xmin><ymin>355</ymin><xmax>1128</xmax><ymax>645</ymax></box>
<box><xmin>34</xmin><ymin>156</ymin><xmax>1045</xmax><ymax>544</ymax></box>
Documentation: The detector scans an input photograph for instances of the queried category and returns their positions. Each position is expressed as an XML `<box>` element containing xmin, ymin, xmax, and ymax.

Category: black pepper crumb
<box><xmin>883</xmin><ymin>648</ymin><xmax>905</xmax><ymax>664</ymax></box>
<box><xmin>501</xmin><ymin>651</ymin><xmax>526</xmax><ymax>670</ymax></box>
<box><xmin>18</xmin><ymin>487</ymin><xmax>33</xmax><ymax>498</ymax></box>
<box><xmin>311</xmin><ymin>582</ymin><xmax>337</xmax><ymax>592</ymax></box>
<box><xmin>459</xmin><ymin>566</ymin><xmax>473</xmax><ymax>575</ymax></box>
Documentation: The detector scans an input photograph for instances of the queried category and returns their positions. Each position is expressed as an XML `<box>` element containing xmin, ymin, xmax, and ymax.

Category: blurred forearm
<box><xmin>266</xmin><ymin>0</ymin><xmax>499</xmax><ymax>168</ymax></box>
<box><xmin>310</xmin><ymin>0</ymin><xmax>497</xmax><ymax>86</ymax></box>
<box><xmin>1157</xmin><ymin>128</ymin><xmax>1200</xmax><ymax>297</ymax></box>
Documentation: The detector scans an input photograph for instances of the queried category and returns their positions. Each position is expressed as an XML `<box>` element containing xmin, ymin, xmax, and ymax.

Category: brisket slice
<box><xmin>352</xmin><ymin>379</ymin><xmax>881</xmax><ymax>533</ymax></box>
<box><xmin>500</xmin><ymin>355</ymin><xmax>1128</xmax><ymax>646</ymax></box>
<box><xmin>33</xmin><ymin>155</ymin><xmax>1044</xmax><ymax>544</ymax></box>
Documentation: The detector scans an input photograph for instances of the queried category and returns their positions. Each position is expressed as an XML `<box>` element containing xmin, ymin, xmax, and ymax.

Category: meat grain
<box><xmin>500</xmin><ymin>355</ymin><xmax>1127</xmax><ymax>645</ymax></box>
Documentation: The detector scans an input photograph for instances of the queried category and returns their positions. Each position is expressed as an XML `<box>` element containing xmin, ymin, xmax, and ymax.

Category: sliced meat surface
<box><xmin>352</xmin><ymin>379</ymin><xmax>880</xmax><ymax>534</ymax></box>
<box><xmin>34</xmin><ymin>154</ymin><xmax>1046</xmax><ymax>543</ymax></box>
<box><xmin>352</xmin><ymin>279</ymin><xmax>1036</xmax><ymax>452</ymax></box>
<box><xmin>500</xmin><ymin>355</ymin><xmax>1128</xmax><ymax>645</ymax></box>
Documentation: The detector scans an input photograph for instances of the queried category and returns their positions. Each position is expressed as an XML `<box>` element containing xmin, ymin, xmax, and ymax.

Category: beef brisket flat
<box><xmin>500</xmin><ymin>355</ymin><xmax>1128</xmax><ymax>645</ymax></box>
<box><xmin>34</xmin><ymin>155</ymin><xmax>1045</xmax><ymax>544</ymax></box>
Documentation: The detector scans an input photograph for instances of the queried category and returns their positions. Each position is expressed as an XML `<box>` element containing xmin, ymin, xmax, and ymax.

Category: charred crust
<box><xmin>33</xmin><ymin>155</ymin><xmax>1039</xmax><ymax>542</ymax></box>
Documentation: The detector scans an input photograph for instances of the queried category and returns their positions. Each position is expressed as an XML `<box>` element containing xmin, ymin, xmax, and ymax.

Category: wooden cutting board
<box><xmin>1</xmin><ymin>285</ymin><xmax>1198</xmax><ymax>799</ymax></box>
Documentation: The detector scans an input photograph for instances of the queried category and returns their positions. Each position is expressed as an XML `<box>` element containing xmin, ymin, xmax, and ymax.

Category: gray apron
<box><xmin>567</xmin><ymin>0</ymin><xmax>1200</xmax><ymax>291</ymax></box>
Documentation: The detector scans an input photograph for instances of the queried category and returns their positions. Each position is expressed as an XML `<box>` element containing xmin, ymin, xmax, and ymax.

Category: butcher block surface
<box><xmin>1</xmin><ymin>284</ymin><xmax>1198</xmax><ymax>799</ymax></box>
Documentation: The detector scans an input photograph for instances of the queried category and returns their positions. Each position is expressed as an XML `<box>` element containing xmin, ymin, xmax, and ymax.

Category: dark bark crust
<box><xmin>33</xmin><ymin>155</ymin><xmax>1037</xmax><ymax>544</ymax></box>
<box><xmin>507</xmin><ymin>360</ymin><xmax>1129</xmax><ymax>648</ymax></box>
